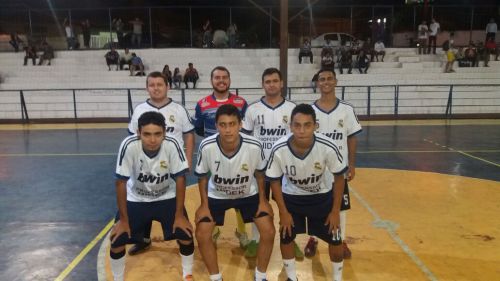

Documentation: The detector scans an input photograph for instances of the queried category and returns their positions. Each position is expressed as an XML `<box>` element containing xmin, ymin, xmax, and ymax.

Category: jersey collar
<box><xmin>313</xmin><ymin>98</ymin><xmax>339</xmax><ymax>114</ymax></box>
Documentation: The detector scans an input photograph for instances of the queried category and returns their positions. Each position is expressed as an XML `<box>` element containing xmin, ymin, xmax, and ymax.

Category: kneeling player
<box><xmin>194</xmin><ymin>104</ymin><xmax>275</xmax><ymax>281</ymax></box>
<box><xmin>266</xmin><ymin>104</ymin><xmax>347</xmax><ymax>281</ymax></box>
<box><xmin>110</xmin><ymin>112</ymin><xmax>194</xmax><ymax>281</ymax></box>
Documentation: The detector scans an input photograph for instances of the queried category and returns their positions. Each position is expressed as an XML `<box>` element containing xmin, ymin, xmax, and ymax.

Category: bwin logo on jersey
<box><xmin>169</xmin><ymin>115</ymin><xmax>175</xmax><ymax>123</ymax></box>
<box><xmin>324</xmin><ymin>130</ymin><xmax>343</xmax><ymax>140</ymax></box>
<box><xmin>241</xmin><ymin>164</ymin><xmax>249</xmax><ymax>172</ymax></box>
<box><xmin>137</xmin><ymin>173</ymin><xmax>169</xmax><ymax>184</ymax></box>
<box><xmin>288</xmin><ymin>173</ymin><xmax>322</xmax><ymax>185</ymax></box>
<box><xmin>260</xmin><ymin>125</ymin><xmax>287</xmax><ymax>136</ymax></box>
<box><xmin>160</xmin><ymin>161</ymin><xmax>167</xmax><ymax>169</ymax></box>
<box><xmin>214</xmin><ymin>174</ymin><xmax>250</xmax><ymax>185</ymax></box>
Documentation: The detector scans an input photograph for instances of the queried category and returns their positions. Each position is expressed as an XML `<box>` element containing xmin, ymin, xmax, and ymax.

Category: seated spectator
<box><xmin>213</xmin><ymin>29</ymin><xmax>228</xmax><ymax>48</ymax></box>
<box><xmin>23</xmin><ymin>44</ymin><xmax>37</xmax><ymax>66</ymax></box>
<box><xmin>130</xmin><ymin>53</ymin><xmax>145</xmax><ymax>76</ymax></box>
<box><xmin>38</xmin><ymin>41</ymin><xmax>54</xmax><ymax>66</ymax></box>
<box><xmin>356</xmin><ymin>50</ymin><xmax>370</xmax><ymax>74</ymax></box>
<box><xmin>162</xmin><ymin>64</ymin><xmax>173</xmax><ymax>88</ymax></box>
<box><xmin>338</xmin><ymin>46</ymin><xmax>353</xmax><ymax>74</ymax></box>
<box><xmin>299</xmin><ymin>38</ymin><xmax>313</xmax><ymax>64</ymax></box>
<box><xmin>485</xmin><ymin>38</ymin><xmax>499</xmax><ymax>61</ymax></box>
<box><xmin>9</xmin><ymin>32</ymin><xmax>24</xmax><ymax>52</ymax></box>
<box><xmin>183</xmin><ymin>62</ymin><xmax>199</xmax><ymax>88</ymax></box>
<box><xmin>374</xmin><ymin>39</ymin><xmax>386</xmax><ymax>62</ymax></box>
<box><xmin>104</xmin><ymin>47</ymin><xmax>119</xmax><ymax>71</ymax></box>
<box><xmin>455</xmin><ymin>47</ymin><xmax>467</xmax><ymax>67</ymax></box>
<box><xmin>173</xmin><ymin>67</ymin><xmax>182</xmax><ymax>89</ymax></box>
<box><xmin>476</xmin><ymin>41</ymin><xmax>490</xmax><ymax>67</ymax></box>
<box><xmin>322</xmin><ymin>38</ymin><xmax>335</xmax><ymax>55</ymax></box>
<box><xmin>464</xmin><ymin>42</ymin><xmax>477</xmax><ymax>67</ymax></box>
<box><xmin>362</xmin><ymin>38</ymin><xmax>374</xmax><ymax>62</ymax></box>
<box><xmin>119</xmin><ymin>48</ymin><xmax>133</xmax><ymax>70</ymax></box>
<box><xmin>320</xmin><ymin>49</ymin><xmax>335</xmax><ymax>72</ymax></box>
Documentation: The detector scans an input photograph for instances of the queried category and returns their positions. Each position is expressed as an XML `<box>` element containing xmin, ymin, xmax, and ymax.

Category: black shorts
<box><xmin>283</xmin><ymin>190</ymin><xmax>342</xmax><ymax>245</ymax></box>
<box><xmin>340</xmin><ymin>179</ymin><xmax>351</xmax><ymax>211</ymax></box>
<box><xmin>208</xmin><ymin>194</ymin><xmax>261</xmax><ymax>226</ymax></box>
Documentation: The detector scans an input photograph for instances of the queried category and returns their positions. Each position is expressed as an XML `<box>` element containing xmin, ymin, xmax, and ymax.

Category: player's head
<box><xmin>146</xmin><ymin>71</ymin><xmax>169</xmax><ymax>102</ymax></box>
<box><xmin>211</xmin><ymin>66</ymin><xmax>231</xmax><ymax>94</ymax></box>
<box><xmin>290</xmin><ymin>104</ymin><xmax>316</xmax><ymax>142</ymax></box>
<box><xmin>215</xmin><ymin>104</ymin><xmax>241</xmax><ymax>144</ymax></box>
<box><xmin>261</xmin><ymin>68</ymin><xmax>283</xmax><ymax>97</ymax></box>
<box><xmin>137</xmin><ymin>111</ymin><xmax>166</xmax><ymax>151</ymax></box>
<box><xmin>317</xmin><ymin>69</ymin><xmax>337</xmax><ymax>95</ymax></box>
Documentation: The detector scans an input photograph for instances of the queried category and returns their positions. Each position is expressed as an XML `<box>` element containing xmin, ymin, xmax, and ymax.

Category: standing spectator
<box><xmin>162</xmin><ymin>64</ymin><xmax>173</xmax><ymax>88</ymax></box>
<box><xmin>173</xmin><ymin>67</ymin><xmax>182</xmax><ymax>89</ymax></box>
<box><xmin>38</xmin><ymin>41</ymin><xmax>54</xmax><ymax>66</ymax></box>
<box><xmin>428</xmin><ymin>18</ymin><xmax>440</xmax><ymax>54</ymax></box>
<box><xmin>23</xmin><ymin>44</ymin><xmax>37</xmax><ymax>66</ymax></box>
<box><xmin>63</xmin><ymin>18</ymin><xmax>76</xmax><ymax>50</ymax></box>
<box><xmin>485</xmin><ymin>38</ymin><xmax>499</xmax><ymax>61</ymax></box>
<box><xmin>9</xmin><ymin>32</ymin><xmax>24</xmax><ymax>52</ymax></box>
<box><xmin>443</xmin><ymin>42</ymin><xmax>455</xmax><ymax>73</ymax></box>
<box><xmin>322</xmin><ymin>38</ymin><xmax>335</xmax><ymax>55</ymax></box>
<box><xmin>113</xmin><ymin>18</ymin><xmax>125</xmax><ymax>48</ymax></box>
<box><xmin>119</xmin><ymin>48</ymin><xmax>132</xmax><ymax>70</ymax></box>
<box><xmin>356</xmin><ymin>50</ymin><xmax>370</xmax><ymax>74</ymax></box>
<box><xmin>417</xmin><ymin>20</ymin><xmax>429</xmax><ymax>55</ymax></box>
<box><xmin>202</xmin><ymin>19</ymin><xmax>212</xmax><ymax>48</ymax></box>
<box><xmin>213</xmin><ymin>30</ymin><xmax>228</xmax><ymax>48</ymax></box>
<box><xmin>184</xmin><ymin>63</ymin><xmax>199</xmax><ymax>89</ymax></box>
<box><xmin>338</xmin><ymin>45</ymin><xmax>353</xmax><ymax>74</ymax></box>
<box><xmin>129</xmin><ymin>17</ymin><xmax>144</xmax><ymax>48</ymax></box>
<box><xmin>374</xmin><ymin>39</ymin><xmax>386</xmax><ymax>62</ymax></box>
<box><xmin>476</xmin><ymin>42</ymin><xmax>490</xmax><ymax>67</ymax></box>
<box><xmin>227</xmin><ymin>23</ymin><xmax>237</xmax><ymax>48</ymax></box>
<box><xmin>105</xmin><ymin>47</ymin><xmax>120</xmax><ymax>71</ymax></box>
<box><xmin>298</xmin><ymin>38</ymin><xmax>313</xmax><ymax>64</ymax></box>
<box><xmin>130</xmin><ymin>53</ymin><xmax>145</xmax><ymax>76</ymax></box>
<box><xmin>485</xmin><ymin>18</ymin><xmax>497</xmax><ymax>42</ymax></box>
<box><xmin>81</xmin><ymin>19</ymin><xmax>91</xmax><ymax>49</ymax></box>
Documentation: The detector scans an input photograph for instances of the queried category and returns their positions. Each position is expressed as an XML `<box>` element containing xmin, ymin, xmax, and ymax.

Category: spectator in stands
<box><xmin>444</xmin><ymin>44</ymin><xmax>456</xmax><ymax>73</ymax></box>
<box><xmin>485</xmin><ymin>38</ymin><xmax>499</xmax><ymax>61</ymax></box>
<box><xmin>299</xmin><ymin>38</ymin><xmax>313</xmax><ymax>64</ymax></box>
<box><xmin>130</xmin><ymin>53</ymin><xmax>145</xmax><ymax>76</ymax></box>
<box><xmin>162</xmin><ymin>64</ymin><xmax>173</xmax><ymax>88</ymax></box>
<box><xmin>213</xmin><ymin>29</ymin><xmax>228</xmax><ymax>48</ymax></box>
<box><xmin>113</xmin><ymin>18</ymin><xmax>125</xmax><ymax>48</ymax></box>
<box><xmin>173</xmin><ymin>67</ymin><xmax>182</xmax><ymax>89</ymax></box>
<box><xmin>465</xmin><ymin>42</ymin><xmax>478</xmax><ymax>67</ymax></box>
<box><xmin>119</xmin><ymin>48</ymin><xmax>133</xmax><ymax>70</ymax></box>
<box><xmin>227</xmin><ymin>23</ymin><xmax>237</xmax><ymax>48</ymax></box>
<box><xmin>202</xmin><ymin>19</ymin><xmax>212</xmax><ymax>48</ymax></box>
<box><xmin>129</xmin><ymin>18</ymin><xmax>144</xmax><ymax>48</ymax></box>
<box><xmin>320</xmin><ymin>48</ymin><xmax>335</xmax><ymax>72</ymax></box>
<box><xmin>105</xmin><ymin>47</ymin><xmax>120</xmax><ymax>71</ymax></box>
<box><xmin>356</xmin><ymin>50</ymin><xmax>370</xmax><ymax>74</ymax></box>
<box><xmin>81</xmin><ymin>19</ymin><xmax>91</xmax><ymax>49</ymax></box>
<box><xmin>362</xmin><ymin>38</ymin><xmax>374</xmax><ymax>62</ymax></box>
<box><xmin>322</xmin><ymin>38</ymin><xmax>335</xmax><ymax>55</ymax></box>
<box><xmin>311</xmin><ymin>70</ymin><xmax>320</xmax><ymax>93</ymax></box>
<box><xmin>63</xmin><ymin>18</ymin><xmax>76</xmax><ymax>50</ymax></box>
<box><xmin>374</xmin><ymin>39</ymin><xmax>386</xmax><ymax>62</ymax></box>
<box><xmin>9</xmin><ymin>32</ymin><xmax>24</xmax><ymax>52</ymax></box>
<box><xmin>23</xmin><ymin>44</ymin><xmax>37</xmax><ymax>66</ymax></box>
<box><xmin>184</xmin><ymin>63</ymin><xmax>199</xmax><ymax>88</ymax></box>
<box><xmin>428</xmin><ymin>18</ymin><xmax>440</xmax><ymax>54</ymax></box>
<box><xmin>485</xmin><ymin>18</ymin><xmax>497</xmax><ymax>42</ymax></box>
<box><xmin>338</xmin><ymin>45</ymin><xmax>353</xmax><ymax>74</ymax></box>
<box><xmin>476</xmin><ymin>42</ymin><xmax>490</xmax><ymax>67</ymax></box>
<box><xmin>417</xmin><ymin>20</ymin><xmax>429</xmax><ymax>55</ymax></box>
<box><xmin>38</xmin><ymin>41</ymin><xmax>54</xmax><ymax>66</ymax></box>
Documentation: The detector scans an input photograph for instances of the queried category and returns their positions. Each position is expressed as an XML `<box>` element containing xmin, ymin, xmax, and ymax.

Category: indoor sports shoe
<box><xmin>293</xmin><ymin>241</ymin><xmax>304</xmax><ymax>258</ymax></box>
<box><xmin>183</xmin><ymin>274</ymin><xmax>194</xmax><ymax>281</ymax></box>
<box><xmin>244</xmin><ymin>240</ymin><xmax>258</xmax><ymax>258</ymax></box>
<box><xmin>343</xmin><ymin>242</ymin><xmax>352</xmax><ymax>259</ymax></box>
<box><xmin>304</xmin><ymin>237</ymin><xmax>318</xmax><ymax>258</ymax></box>
<box><xmin>234</xmin><ymin>229</ymin><xmax>250</xmax><ymax>249</ymax></box>
<box><xmin>128</xmin><ymin>240</ymin><xmax>151</xmax><ymax>256</ymax></box>
<box><xmin>212</xmin><ymin>227</ymin><xmax>221</xmax><ymax>243</ymax></box>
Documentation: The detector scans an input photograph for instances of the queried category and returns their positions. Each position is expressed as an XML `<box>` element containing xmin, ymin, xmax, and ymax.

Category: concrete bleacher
<box><xmin>0</xmin><ymin>47</ymin><xmax>499</xmax><ymax>120</ymax></box>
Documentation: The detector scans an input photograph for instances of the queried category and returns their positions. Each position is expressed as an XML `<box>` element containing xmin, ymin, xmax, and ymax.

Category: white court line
<box><xmin>349</xmin><ymin>186</ymin><xmax>439</xmax><ymax>281</ymax></box>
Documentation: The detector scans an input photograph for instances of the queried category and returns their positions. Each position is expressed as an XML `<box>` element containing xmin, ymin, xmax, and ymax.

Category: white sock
<box><xmin>340</xmin><ymin>211</ymin><xmax>347</xmax><ymax>241</ymax></box>
<box><xmin>333</xmin><ymin>261</ymin><xmax>344</xmax><ymax>281</ymax></box>
<box><xmin>181</xmin><ymin>253</ymin><xmax>194</xmax><ymax>277</ymax></box>
<box><xmin>283</xmin><ymin>258</ymin><xmax>297</xmax><ymax>281</ymax></box>
<box><xmin>110</xmin><ymin>255</ymin><xmax>125</xmax><ymax>281</ymax></box>
<box><xmin>251</xmin><ymin>222</ymin><xmax>260</xmax><ymax>242</ymax></box>
<box><xmin>209</xmin><ymin>273</ymin><xmax>223</xmax><ymax>281</ymax></box>
<box><xmin>255</xmin><ymin>268</ymin><xmax>267</xmax><ymax>281</ymax></box>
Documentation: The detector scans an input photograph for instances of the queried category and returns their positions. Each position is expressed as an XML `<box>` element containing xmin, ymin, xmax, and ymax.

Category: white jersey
<box><xmin>128</xmin><ymin>99</ymin><xmax>194</xmax><ymax>146</ymax></box>
<box><xmin>195</xmin><ymin>133</ymin><xmax>266</xmax><ymax>199</ymax></box>
<box><xmin>242</xmin><ymin>97</ymin><xmax>296</xmax><ymax>159</ymax></box>
<box><xmin>266</xmin><ymin>133</ymin><xmax>347</xmax><ymax>195</ymax></box>
<box><xmin>115</xmin><ymin>135</ymin><xmax>189</xmax><ymax>202</ymax></box>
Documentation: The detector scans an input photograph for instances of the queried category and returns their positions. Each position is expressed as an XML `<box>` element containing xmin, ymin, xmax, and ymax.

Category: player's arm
<box><xmin>347</xmin><ymin>135</ymin><xmax>357</xmax><ymax>181</ymax></box>
<box><xmin>173</xmin><ymin>174</ymin><xmax>193</xmax><ymax>237</ymax></box>
<box><xmin>183</xmin><ymin>132</ymin><xmax>195</xmax><ymax>171</ymax></box>
<box><xmin>255</xmin><ymin>170</ymin><xmax>273</xmax><ymax>217</ymax></box>
<box><xmin>193</xmin><ymin>104</ymin><xmax>204</xmax><ymax>137</ymax></box>
<box><xmin>111</xmin><ymin>179</ymin><xmax>130</xmax><ymax>243</ymax></box>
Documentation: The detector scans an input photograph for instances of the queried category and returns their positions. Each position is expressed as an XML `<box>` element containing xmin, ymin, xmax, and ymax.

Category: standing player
<box><xmin>305</xmin><ymin>69</ymin><xmax>362</xmax><ymax>259</ymax></box>
<box><xmin>242</xmin><ymin>67</ymin><xmax>303</xmax><ymax>258</ymax></box>
<box><xmin>194</xmin><ymin>66</ymin><xmax>250</xmax><ymax>246</ymax></box>
<box><xmin>127</xmin><ymin>71</ymin><xmax>195</xmax><ymax>255</ymax></box>
<box><xmin>266</xmin><ymin>104</ymin><xmax>347</xmax><ymax>281</ymax></box>
<box><xmin>110</xmin><ymin>112</ymin><xmax>194</xmax><ymax>281</ymax></box>
<box><xmin>194</xmin><ymin>104</ymin><xmax>275</xmax><ymax>281</ymax></box>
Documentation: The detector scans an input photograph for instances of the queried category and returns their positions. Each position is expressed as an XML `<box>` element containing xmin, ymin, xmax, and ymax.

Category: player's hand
<box><xmin>279</xmin><ymin>211</ymin><xmax>294</xmax><ymax>239</ymax></box>
<box><xmin>173</xmin><ymin>214</ymin><xmax>193</xmax><ymax>238</ymax></box>
<box><xmin>347</xmin><ymin>166</ymin><xmax>356</xmax><ymax>181</ymax></box>
<box><xmin>324</xmin><ymin>211</ymin><xmax>340</xmax><ymax>235</ymax></box>
<box><xmin>256</xmin><ymin>201</ymin><xmax>274</xmax><ymax>218</ymax></box>
<box><xmin>110</xmin><ymin>220</ymin><xmax>131</xmax><ymax>244</ymax></box>
<box><xmin>195</xmin><ymin>205</ymin><xmax>213</xmax><ymax>224</ymax></box>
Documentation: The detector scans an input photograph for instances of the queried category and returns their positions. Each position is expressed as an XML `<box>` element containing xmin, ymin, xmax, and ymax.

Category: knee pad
<box><xmin>177</xmin><ymin>240</ymin><xmax>194</xmax><ymax>256</ymax></box>
<box><xmin>279</xmin><ymin>229</ymin><xmax>296</xmax><ymax>245</ymax></box>
<box><xmin>110</xmin><ymin>232</ymin><xmax>129</xmax><ymax>248</ymax></box>
<box><xmin>174</xmin><ymin>227</ymin><xmax>193</xmax><ymax>241</ymax></box>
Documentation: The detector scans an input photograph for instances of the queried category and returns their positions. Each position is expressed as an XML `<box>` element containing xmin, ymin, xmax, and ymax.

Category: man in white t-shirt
<box><xmin>373</xmin><ymin>39</ymin><xmax>386</xmax><ymax>62</ymax></box>
<box><xmin>428</xmin><ymin>18</ymin><xmax>441</xmax><ymax>54</ymax></box>
<box><xmin>266</xmin><ymin>104</ymin><xmax>347</xmax><ymax>281</ymax></box>
<box><xmin>129</xmin><ymin>17</ymin><xmax>143</xmax><ymax>48</ymax></box>
<box><xmin>195</xmin><ymin>104</ymin><xmax>275</xmax><ymax>281</ymax></box>
<box><xmin>110</xmin><ymin>111</ymin><xmax>194</xmax><ymax>281</ymax></box>
<box><xmin>417</xmin><ymin>20</ymin><xmax>429</xmax><ymax>55</ymax></box>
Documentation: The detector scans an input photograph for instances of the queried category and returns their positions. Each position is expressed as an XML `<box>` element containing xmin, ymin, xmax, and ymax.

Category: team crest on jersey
<box><xmin>241</xmin><ymin>163</ymin><xmax>249</xmax><ymax>172</ymax></box>
<box><xmin>314</xmin><ymin>162</ymin><xmax>322</xmax><ymax>171</ymax></box>
<box><xmin>160</xmin><ymin>161</ymin><xmax>167</xmax><ymax>169</ymax></box>
<box><xmin>233</xmin><ymin>97</ymin><xmax>244</xmax><ymax>104</ymax></box>
<box><xmin>169</xmin><ymin>115</ymin><xmax>175</xmax><ymax>123</ymax></box>
<box><xmin>338</xmin><ymin>119</ymin><xmax>344</xmax><ymax>128</ymax></box>
<box><xmin>282</xmin><ymin>115</ymin><xmax>288</xmax><ymax>124</ymax></box>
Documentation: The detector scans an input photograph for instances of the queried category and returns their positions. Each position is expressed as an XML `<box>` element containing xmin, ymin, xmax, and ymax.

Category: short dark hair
<box><xmin>215</xmin><ymin>104</ymin><xmax>241</xmax><ymax>123</ymax></box>
<box><xmin>146</xmin><ymin>71</ymin><xmax>168</xmax><ymax>87</ymax></box>
<box><xmin>261</xmin><ymin>67</ymin><xmax>282</xmax><ymax>82</ymax></box>
<box><xmin>138</xmin><ymin>111</ymin><xmax>166</xmax><ymax>131</ymax></box>
<box><xmin>211</xmin><ymin>66</ymin><xmax>230</xmax><ymax>79</ymax></box>
<box><xmin>291</xmin><ymin>104</ymin><xmax>316</xmax><ymax>123</ymax></box>
<box><xmin>317</xmin><ymin>68</ymin><xmax>337</xmax><ymax>78</ymax></box>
